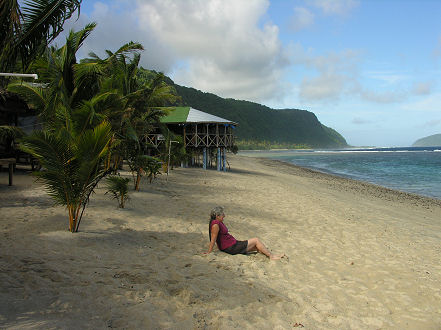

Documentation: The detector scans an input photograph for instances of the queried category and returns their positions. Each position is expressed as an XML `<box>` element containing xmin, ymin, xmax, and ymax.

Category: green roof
<box><xmin>160</xmin><ymin>107</ymin><xmax>190</xmax><ymax>123</ymax></box>
<box><xmin>160</xmin><ymin>107</ymin><xmax>237</xmax><ymax>125</ymax></box>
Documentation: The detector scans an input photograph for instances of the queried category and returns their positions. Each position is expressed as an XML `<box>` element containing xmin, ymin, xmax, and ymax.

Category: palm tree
<box><xmin>7</xmin><ymin>23</ymin><xmax>99</xmax><ymax>130</ymax></box>
<box><xmin>105</xmin><ymin>175</ymin><xmax>130</xmax><ymax>208</ymax></box>
<box><xmin>8</xmin><ymin>24</ymin><xmax>115</xmax><ymax>232</ymax></box>
<box><xmin>7</xmin><ymin>23</ymin><xmax>179</xmax><ymax>229</ymax></box>
<box><xmin>20</xmin><ymin>121</ymin><xmax>112</xmax><ymax>232</ymax></box>
<box><xmin>79</xmin><ymin>49</ymin><xmax>179</xmax><ymax>189</ymax></box>
<box><xmin>0</xmin><ymin>0</ymin><xmax>82</xmax><ymax>76</ymax></box>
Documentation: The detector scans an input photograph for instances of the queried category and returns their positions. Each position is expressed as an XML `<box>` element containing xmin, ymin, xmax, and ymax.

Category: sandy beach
<box><xmin>1</xmin><ymin>154</ymin><xmax>440</xmax><ymax>329</ymax></box>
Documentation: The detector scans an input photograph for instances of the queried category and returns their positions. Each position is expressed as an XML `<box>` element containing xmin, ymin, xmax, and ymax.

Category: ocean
<box><xmin>240</xmin><ymin>146</ymin><xmax>441</xmax><ymax>200</ymax></box>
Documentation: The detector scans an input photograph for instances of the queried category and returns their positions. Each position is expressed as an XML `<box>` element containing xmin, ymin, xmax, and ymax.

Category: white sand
<box><xmin>1</xmin><ymin>154</ymin><xmax>441</xmax><ymax>329</ymax></box>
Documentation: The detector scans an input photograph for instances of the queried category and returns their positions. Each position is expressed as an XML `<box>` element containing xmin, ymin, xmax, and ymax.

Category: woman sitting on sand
<box><xmin>205</xmin><ymin>206</ymin><xmax>284</xmax><ymax>260</ymax></box>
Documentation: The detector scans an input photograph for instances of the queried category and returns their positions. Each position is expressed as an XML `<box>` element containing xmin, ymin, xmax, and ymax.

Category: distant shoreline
<box><xmin>239</xmin><ymin>148</ymin><xmax>441</xmax><ymax>201</ymax></box>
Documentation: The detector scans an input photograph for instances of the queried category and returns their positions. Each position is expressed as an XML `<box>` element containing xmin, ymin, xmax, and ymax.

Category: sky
<box><xmin>55</xmin><ymin>0</ymin><xmax>441</xmax><ymax>147</ymax></box>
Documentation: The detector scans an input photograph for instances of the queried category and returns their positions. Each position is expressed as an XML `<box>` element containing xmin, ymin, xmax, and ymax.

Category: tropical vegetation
<box><xmin>105</xmin><ymin>175</ymin><xmax>130</xmax><ymax>208</ymax></box>
<box><xmin>3</xmin><ymin>12</ymin><xmax>179</xmax><ymax>231</ymax></box>
<box><xmin>172</xmin><ymin>80</ymin><xmax>347</xmax><ymax>149</ymax></box>
<box><xmin>0</xmin><ymin>0</ymin><xmax>82</xmax><ymax>76</ymax></box>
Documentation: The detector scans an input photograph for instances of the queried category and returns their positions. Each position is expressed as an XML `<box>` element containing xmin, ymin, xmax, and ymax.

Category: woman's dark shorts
<box><xmin>222</xmin><ymin>240</ymin><xmax>248</xmax><ymax>255</ymax></box>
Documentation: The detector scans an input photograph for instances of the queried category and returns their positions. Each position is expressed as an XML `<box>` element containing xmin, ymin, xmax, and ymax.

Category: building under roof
<box><xmin>146</xmin><ymin>107</ymin><xmax>237</xmax><ymax>171</ymax></box>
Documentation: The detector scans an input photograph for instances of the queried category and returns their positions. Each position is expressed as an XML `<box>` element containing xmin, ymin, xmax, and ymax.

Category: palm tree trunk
<box><xmin>135</xmin><ymin>171</ymin><xmax>141</xmax><ymax>191</ymax></box>
<box><xmin>68</xmin><ymin>206</ymin><xmax>74</xmax><ymax>232</ymax></box>
<box><xmin>73</xmin><ymin>204</ymin><xmax>82</xmax><ymax>232</ymax></box>
<box><xmin>106</xmin><ymin>136</ymin><xmax>114</xmax><ymax>170</ymax></box>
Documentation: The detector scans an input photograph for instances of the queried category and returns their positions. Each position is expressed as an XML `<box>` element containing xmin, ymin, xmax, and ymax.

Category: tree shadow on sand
<box><xmin>0</xmin><ymin>227</ymin><xmax>292</xmax><ymax>329</ymax></box>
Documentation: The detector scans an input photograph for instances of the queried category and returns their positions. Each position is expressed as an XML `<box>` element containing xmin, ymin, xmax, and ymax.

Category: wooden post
<box><xmin>195</xmin><ymin>124</ymin><xmax>198</xmax><ymax>147</ymax></box>
<box><xmin>8</xmin><ymin>163</ymin><xmax>13</xmax><ymax>185</ymax></box>
<box><xmin>183</xmin><ymin>125</ymin><xmax>186</xmax><ymax>147</ymax></box>
<box><xmin>217</xmin><ymin>148</ymin><xmax>221</xmax><ymax>171</ymax></box>
<box><xmin>222</xmin><ymin>147</ymin><xmax>226</xmax><ymax>172</ymax></box>
<box><xmin>0</xmin><ymin>158</ymin><xmax>16</xmax><ymax>186</ymax></box>
<box><xmin>206</xmin><ymin>124</ymin><xmax>209</xmax><ymax>146</ymax></box>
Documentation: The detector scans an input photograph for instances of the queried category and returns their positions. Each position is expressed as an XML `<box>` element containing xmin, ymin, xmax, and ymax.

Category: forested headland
<box><xmin>139</xmin><ymin>69</ymin><xmax>348</xmax><ymax>149</ymax></box>
<box><xmin>412</xmin><ymin>133</ymin><xmax>441</xmax><ymax>147</ymax></box>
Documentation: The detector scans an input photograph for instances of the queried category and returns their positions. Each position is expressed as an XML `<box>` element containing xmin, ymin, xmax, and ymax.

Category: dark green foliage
<box><xmin>135</xmin><ymin>67</ymin><xmax>345</xmax><ymax>149</ymax></box>
<box><xmin>156</xmin><ymin>129</ymin><xmax>187</xmax><ymax>170</ymax></box>
<box><xmin>145</xmin><ymin>156</ymin><xmax>162</xmax><ymax>183</ymax></box>
<box><xmin>0</xmin><ymin>0</ymin><xmax>82</xmax><ymax>74</ymax></box>
<box><xmin>105</xmin><ymin>175</ymin><xmax>130</xmax><ymax>208</ymax></box>
<box><xmin>20</xmin><ymin>121</ymin><xmax>112</xmax><ymax>232</ymax></box>
<box><xmin>0</xmin><ymin>125</ymin><xmax>24</xmax><ymax>144</ymax></box>
<box><xmin>126</xmin><ymin>154</ymin><xmax>161</xmax><ymax>190</ymax></box>
<box><xmin>174</xmin><ymin>84</ymin><xmax>347</xmax><ymax>149</ymax></box>
<box><xmin>236</xmin><ymin>140</ymin><xmax>310</xmax><ymax>150</ymax></box>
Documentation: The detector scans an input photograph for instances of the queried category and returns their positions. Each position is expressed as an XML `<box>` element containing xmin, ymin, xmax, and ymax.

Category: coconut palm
<box><xmin>8</xmin><ymin>24</ymin><xmax>115</xmax><ymax>232</ymax></box>
<box><xmin>7</xmin><ymin>22</ymin><xmax>178</xmax><ymax>229</ymax></box>
<box><xmin>20</xmin><ymin>121</ymin><xmax>112</xmax><ymax>232</ymax></box>
<box><xmin>83</xmin><ymin>50</ymin><xmax>179</xmax><ymax>188</ymax></box>
<box><xmin>105</xmin><ymin>175</ymin><xmax>130</xmax><ymax>208</ymax></box>
<box><xmin>0</xmin><ymin>0</ymin><xmax>82</xmax><ymax>75</ymax></box>
<box><xmin>7</xmin><ymin>23</ymin><xmax>99</xmax><ymax>130</ymax></box>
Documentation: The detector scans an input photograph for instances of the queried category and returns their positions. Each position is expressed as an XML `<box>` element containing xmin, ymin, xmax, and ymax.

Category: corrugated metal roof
<box><xmin>161</xmin><ymin>107</ymin><xmax>190</xmax><ymax>123</ymax></box>
<box><xmin>161</xmin><ymin>107</ymin><xmax>237</xmax><ymax>125</ymax></box>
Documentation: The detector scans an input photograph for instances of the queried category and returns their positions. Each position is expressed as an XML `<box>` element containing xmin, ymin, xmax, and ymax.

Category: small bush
<box><xmin>105</xmin><ymin>175</ymin><xmax>130</xmax><ymax>208</ymax></box>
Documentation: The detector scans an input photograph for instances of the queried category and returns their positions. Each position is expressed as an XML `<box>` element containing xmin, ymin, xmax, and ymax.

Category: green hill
<box><xmin>138</xmin><ymin>68</ymin><xmax>347</xmax><ymax>149</ymax></box>
<box><xmin>412</xmin><ymin>133</ymin><xmax>441</xmax><ymax>147</ymax></box>
<box><xmin>173</xmin><ymin>84</ymin><xmax>347</xmax><ymax>149</ymax></box>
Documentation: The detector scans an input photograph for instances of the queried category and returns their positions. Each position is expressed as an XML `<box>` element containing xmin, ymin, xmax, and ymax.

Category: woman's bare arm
<box><xmin>206</xmin><ymin>224</ymin><xmax>219</xmax><ymax>254</ymax></box>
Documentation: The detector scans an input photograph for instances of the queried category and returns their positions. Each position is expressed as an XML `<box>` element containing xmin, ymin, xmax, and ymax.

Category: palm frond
<box><xmin>114</xmin><ymin>41</ymin><xmax>144</xmax><ymax>55</ymax></box>
<box><xmin>17</xmin><ymin>0</ymin><xmax>82</xmax><ymax>68</ymax></box>
<box><xmin>105</xmin><ymin>175</ymin><xmax>130</xmax><ymax>207</ymax></box>
<box><xmin>19</xmin><ymin>129</ymin><xmax>76</xmax><ymax>205</ymax></box>
<box><xmin>73</xmin><ymin>60</ymin><xmax>105</xmax><ymax>89</ymax></box>
<box><xmin>0</xmin><ymin>125</ymin><xmax>25</xmax><ymax>144</ymax></box>
<box><xmin>7</xmin><ymin>81</ymin><xmax>47</xmax><ymax>111</ymax></box>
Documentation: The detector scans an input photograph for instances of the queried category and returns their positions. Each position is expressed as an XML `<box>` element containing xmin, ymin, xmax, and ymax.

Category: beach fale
<box><xmin>145</xmin><ymin>106</ymin><xmax>238</xmax><ymax>171</ymax></box>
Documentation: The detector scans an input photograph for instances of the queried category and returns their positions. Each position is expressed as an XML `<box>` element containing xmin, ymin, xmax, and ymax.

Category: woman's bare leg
<box><xmin>246</xmin><ymin>238</ymin><xmax>284</xmax><ymax>260</ymax></box>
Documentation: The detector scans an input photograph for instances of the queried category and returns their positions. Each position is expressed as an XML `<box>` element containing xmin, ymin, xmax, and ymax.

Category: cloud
<box><xmin>299</xmin><ymin>73</ymin><xmax>345</xmax><ymax>100</ymax></box>
<box><xmin>402</xmin><ymin>93</ymin><xmax>441</xmax><ymax>113</ymax></box>
<box><xmin>290</xmin><ymin>44</ymin><xmax>410</xmax><ymax>104</ymax></box>
<box><xmin>52</xmin><ymin>1</ymin><xmax>175</xmax><ymax>73</ymax></box>
<box><xmin>357</xmin><ymin>88</ymin><xmax>405</xmax><ymax>104</ymax></box>
<box><xmin>52</xmin><ymin>0</ymin><xmax>291</xmax><ymax>103</ymax></box>
<box><xmin>133</xmin><ymin>0</ymin><xmax>290</xmax><ymax>102</ymax></box>
<box><xmin>289</xmin><ymin>7</ymin><xmax>315</xmax><ymax>32</ymax></box>
<box><xmin>352</xmin><ymin>117</ymin><xmax>371</xmax><ymax>125</ymax></box>
<box><xmin>422</xmin><ymin>119</ymin><xmax>441</xmax><ymax>128</ymax></box>
<box><xmin>412</xmin><ymin>81</ymin><xmax>433</xmax><ymax>95</ymax></box>
<box><xmin>364</xmin><ymin>70</ymin><xmax>409</xmax><ymax>85</ymax></box>
<box><xmin>308</xmin><ymin>0</ymin><xmax>360</xmax><ymax>16</ymax></box>
<box><xmin>291</xmin><ymin>44</ymin><xmax>360</xmax><ymax>101</ymax></box>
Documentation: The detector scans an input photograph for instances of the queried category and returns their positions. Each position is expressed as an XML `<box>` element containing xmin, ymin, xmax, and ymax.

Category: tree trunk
<box><xmin>68</xmin><ymin>206</ymin><xmax>74</xmax><ymax>232</ymax></box>
<box><xmin>135</xmin><ymin>172</ymin><xmax>141</xmax><ymax>191</ymax></box>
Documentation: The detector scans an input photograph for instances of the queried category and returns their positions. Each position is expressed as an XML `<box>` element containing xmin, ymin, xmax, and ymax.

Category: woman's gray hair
<box><xmin>210</xmin><ymin>206</ymin><xmax>224</xmax><ymax>220</ymax></box>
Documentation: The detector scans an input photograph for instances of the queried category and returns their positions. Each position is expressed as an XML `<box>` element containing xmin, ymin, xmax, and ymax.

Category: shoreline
<box><xmin>258</xmin><ymin>157</ymin><xmax>441</xmax><ymax>206</ymax></box>
<box><xmin>240</xmin><ymin>149</ymin><xmax>441</xmax><ymax>202</ymax></box>
<box><xmin>1</xmin><ymin>154</ymin><xmax>441</xmax><ymax>328</ymax></box>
